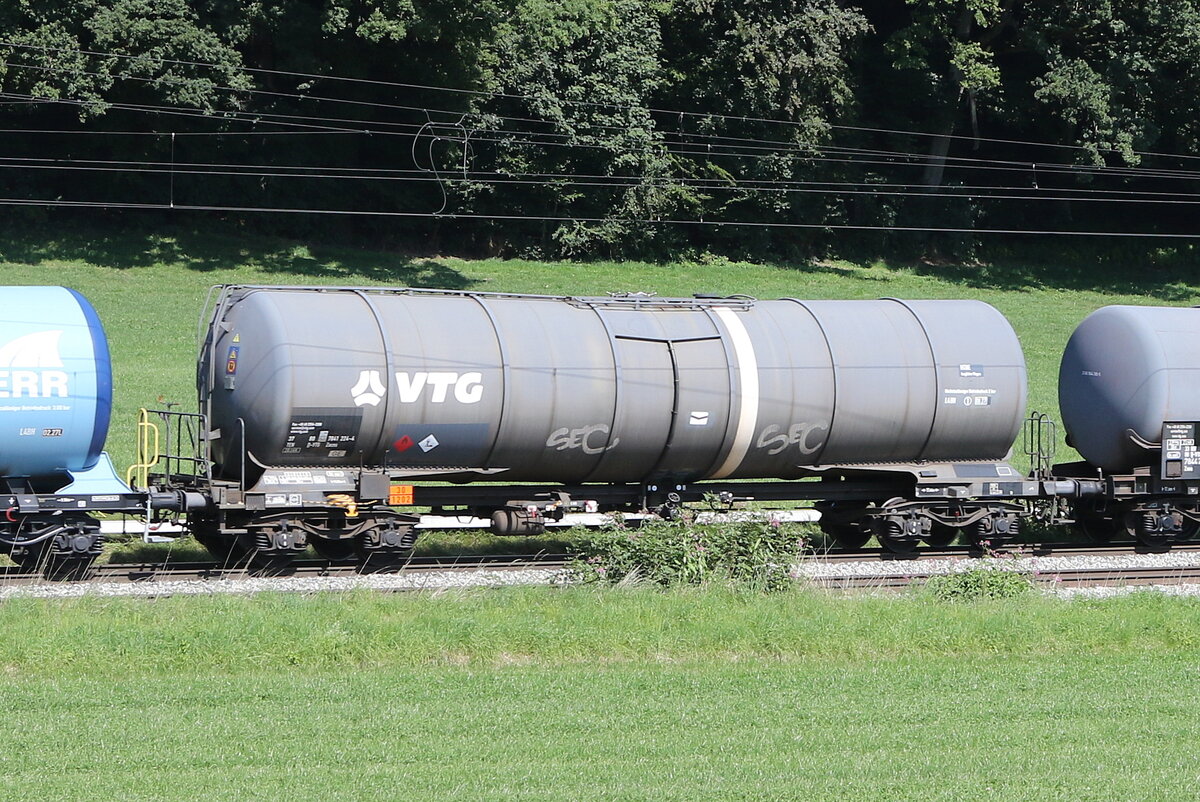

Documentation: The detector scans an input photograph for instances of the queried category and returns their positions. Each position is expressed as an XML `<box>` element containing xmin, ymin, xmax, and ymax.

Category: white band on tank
<box><xmin>710</xmin><ymin>306</ymin><xmax>759</xmax><ymax>479</ymax></box>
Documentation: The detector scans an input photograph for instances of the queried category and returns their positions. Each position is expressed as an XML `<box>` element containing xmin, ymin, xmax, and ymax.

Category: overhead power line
<box><xmin>6</xmin><ymin>39</ymin><xmax>1200</xmax><ymax>165</ymax></box>
<box><xmin>2</xmin><ymin>195</ymin><xmax>1200</xmax><ymax>238</ymax></box>
<box><xmin>9</xmin><ymin>89</ymin><xmax>1200</xmax><ymax>190</ymax></box>
<box><xmin>7</xmin><ymin>156</ymin><xmax>1200</xmax><ymax>208</ymax></box>
<box><xmin>2</xmin><ymin>145</ymin><xmax>1199</xmax><ymax>201</ymax></box>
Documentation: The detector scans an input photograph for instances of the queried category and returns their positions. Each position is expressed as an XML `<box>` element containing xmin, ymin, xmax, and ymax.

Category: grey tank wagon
<box><xmin>162</xmin><ymin>285</ymin><xmax>1057</xmax><ymax>562</ymax></box>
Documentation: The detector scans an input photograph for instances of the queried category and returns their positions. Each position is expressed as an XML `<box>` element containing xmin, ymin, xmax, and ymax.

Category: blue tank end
<box><xmin>0</xmin><ymin>286</ymin><xmax>114</xmax><ymax>480</ymax></box>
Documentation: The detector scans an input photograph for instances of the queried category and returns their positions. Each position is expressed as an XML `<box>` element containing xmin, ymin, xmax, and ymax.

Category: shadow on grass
<box><xmin>6</xmin><ymin>215</ymin><xmax>1200</xmax><ymax>299</ymax></box>
<box><xmin>770</xmin><ymin>258</ymin><xmax>897</xmax><ymax>283</ymax></box>
<box><xmin>881</xmin><ymin>241</ymin><xmax>1200</xmax><ymax>300</ymax></box>
<box><xmin>0</xmin><ymin>219</ymin><xmax>476</xmax><ymax>290</ymax></box>
<box><xmin>103</xmin><ymin>536</ymin><xmax>213</xmax><ymax>564</ymax></box>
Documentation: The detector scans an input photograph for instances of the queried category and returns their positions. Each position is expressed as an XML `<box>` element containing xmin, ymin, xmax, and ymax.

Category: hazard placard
<box><xmin>388</xmin><ymin>485</ymin><xmax>415</xmax><ymax>505</ymax></box>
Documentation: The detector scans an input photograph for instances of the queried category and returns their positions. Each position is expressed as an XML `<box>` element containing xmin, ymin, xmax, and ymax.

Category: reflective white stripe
<box><xmin>710</xmin><ymin>306</ymin><xmax>759</xmax><ymax>479</ymax></box>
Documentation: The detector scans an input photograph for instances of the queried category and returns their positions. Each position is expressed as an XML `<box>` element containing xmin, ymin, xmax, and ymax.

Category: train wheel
<box><xmin>13</xmin><ymin>546</ymin><xmax>95</xmax><ymax>580</ymax></box>
<box><xmin>816</xmin><ymin>503</ymin><xmax>870</xmax><ymax>550</ymax></box>
<box><xmin>244</xmin><ymin>522</ymin><xmax>307</xmax><ymax>575</ymax></box>
<box><xmin>1180</xmin><ymin>519</ymin><xmax>1200</xmax><ymax>541</ymax></box>
<box><xmin>11</xmin><ymin>521</ymin><xmax>101</xmax><ymax>579</ymax></box>
<box><xmin>820</xmin><ymin>522</ymin><xmax>871</xmax><ymax>550</ymax></box>
<box><xmin>189</xmin><ymin>515</ymin><xmax>246</xmax><ymax>565</ymax></box>
<box><xmin>311</xmin><ymin>537</ymin><xmax>357</xmax><ymax>562</ymax></box>
<box><xmin>967</xmin><ymin>514</ymin><xmax>1020</xmax><ymax>551</ymax></box>
<box><xmin>1128</xmin><ymin>510</ymin><xmax>1190</xmax><ymax>550</ymax></box>
<box><xmin>874</xmin><ymin>515</ymin><xmax>922</xmax><ymax>556</ymax></box>
<box><xmin>1072</xmin><ymin>515</ymin><xmax>1115</xmax><ymax>544</ymax></box>
<box><xmin>876</xmin><ymin>534</ymin><xmax>919</xmax><ymax>556</ymax></box>
<box><xmin>354</xmin><ymin>520</ymin><xmax>418</xmax><ymax>571</ymax></box>
<box><xmin>194</xmin><ymin>532</ymin><xmax>243</xmax><ymax>564</ymax></box>
<box><xmin>923</xmin><ymin>524</ymin><xmax>959</xmax><ymax>548</ymax></box>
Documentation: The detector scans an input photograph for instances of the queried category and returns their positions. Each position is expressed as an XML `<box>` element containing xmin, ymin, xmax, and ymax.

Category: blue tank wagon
<box><xmin>0</xmin><ymin>287</ymin><xmax>189</xmax><ymax>573</ymax></box>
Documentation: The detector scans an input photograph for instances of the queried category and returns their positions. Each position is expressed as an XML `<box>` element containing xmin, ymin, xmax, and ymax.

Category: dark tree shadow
<box><xmin>765</xmin><ymin>257</ymin><xmax>898</xmax><ymax>283</ymax></box>
<box><xmin>0</xmin><ymin>217</ymin><xmax>476</xmax><ymax>290</ymax></box>
<box><xmin>886</xmin><ymin>240</ymin><xmax>1200</xmax><ymax>300</ymax></box>
<box><xmin>4</xmin><ymin>214</ymin><xmax>1199</xmax><ymax>300</ymax></box>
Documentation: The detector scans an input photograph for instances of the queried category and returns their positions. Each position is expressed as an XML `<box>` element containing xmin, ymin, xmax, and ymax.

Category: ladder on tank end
<box><xmin>128</xmin><ymin>407</ymin><xmax>211</xmax><ymax>491</ymax></box>
<box><xmin>1023</xmin><ymin>411</ymin><xmax>1057</xmax><ymax>482</ymax></box>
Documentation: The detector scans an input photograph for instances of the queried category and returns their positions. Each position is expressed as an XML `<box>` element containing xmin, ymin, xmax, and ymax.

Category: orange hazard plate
<box><xmin>388</xmin><ymin>485</ymin><xmax>415</xmax><ymax>505</ymax></box>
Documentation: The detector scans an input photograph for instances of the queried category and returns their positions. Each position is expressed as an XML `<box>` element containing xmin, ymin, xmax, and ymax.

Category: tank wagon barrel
<box><xmin>1056</xmin><ymin>305</ymin><xmax>1200</xmax><ymax>544</ymax></box>
<box><xmin>172</xmin><ymin>285</ymin><xmax>1046</xmax><ymax>560</ymax></box>
<box><xmin>200</xmin><ymin>286</ymin><xmax>1028</xmax><ymax>483</ymax></box>
<box><xmin>0</xmin><ymin>287</ymin><xmax>198</xmax><ymax>574</ymax></box>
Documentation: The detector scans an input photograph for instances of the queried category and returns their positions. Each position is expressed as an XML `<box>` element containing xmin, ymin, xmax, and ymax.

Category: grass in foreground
<box><xmin>1</xmin><ymin>588</ymin><xmax>1199</xmax><ymax>800</ymax></box>
<box><xmin>3</xmin><ymin>657</ymin><xmax>1195</xmax><ymax>801</ymax></box>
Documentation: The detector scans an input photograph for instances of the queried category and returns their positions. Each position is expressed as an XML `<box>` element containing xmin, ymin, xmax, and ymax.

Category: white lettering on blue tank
<box><xmin>0</xmin><ymin>370</ymin><xmax>68</xmax><ymax>398</ymax></box>
<box><xmin>0</xmin><ymin>330</ymin><xmax>71</xmax><ymax>399</ymax></box>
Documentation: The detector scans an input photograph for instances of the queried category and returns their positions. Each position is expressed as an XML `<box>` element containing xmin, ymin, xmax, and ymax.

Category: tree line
<box><xmin>3</xmin><ymin>0</ymin><xmax>1200</xmax><ymax>260</ymax></box>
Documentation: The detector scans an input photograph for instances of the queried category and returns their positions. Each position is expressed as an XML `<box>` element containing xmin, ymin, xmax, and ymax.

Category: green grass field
<box><xmin>2</xmin><ymin>588</ymin><xmax>1200</xmax><ymax>800</ymax></box>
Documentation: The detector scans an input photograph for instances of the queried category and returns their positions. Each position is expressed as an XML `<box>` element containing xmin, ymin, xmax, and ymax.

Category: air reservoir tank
<box><xmin>1060</xmin><ymin>305</ymin><xmax>1200</xmax><ymax>472</ymax></box>
<box><xmin>0</xmin><ymin>286</ymin><xmax>112</xmax><ymax>479</ymax></box>
<box><xmin>201</xmin><ymin>287</ymin><xmax>1027</xmax><ymax>483</ymax></box>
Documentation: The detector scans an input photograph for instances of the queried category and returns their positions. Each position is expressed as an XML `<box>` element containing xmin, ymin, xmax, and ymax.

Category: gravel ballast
<box><xmin>0</xmin><ymin>568</ymin><xmax>567</xmax><ymax>601</ymax></box>
<box><xmin>7</xmin><ymin>550</ymin><xmax>1200</xmax><ymax>600</ymax></box>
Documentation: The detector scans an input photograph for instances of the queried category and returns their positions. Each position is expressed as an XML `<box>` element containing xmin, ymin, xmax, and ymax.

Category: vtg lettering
<box><xmin>395</xmin><ymin>371</ymin><xmax>484</xmax><ymax>404</ymax></box>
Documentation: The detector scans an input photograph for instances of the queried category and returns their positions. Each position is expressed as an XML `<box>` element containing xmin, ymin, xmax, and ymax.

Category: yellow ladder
<box><xmin>126</xmin><ymin>408</ymin><xmax>161</xmax><ymax>489</ymax></box>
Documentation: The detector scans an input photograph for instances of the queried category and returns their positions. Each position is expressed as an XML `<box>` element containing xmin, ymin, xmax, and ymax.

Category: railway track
<box><xmin>805</xmin><ymin>542</ymin><xmax>1200</xmax><ymax>563</ymax></box>
<box><xmin>804</xmin><ymin>563</ymin><xmax>1200</xmax><ymax>592</ymax></box>
<box><xmin>5</xmin><ymin>541</ymin><xmax>1200</xmax><ymax>596</ymax></box>
<box><xmin>798</xmin><ymin>542</ymin><xmax>1200</xmax><ymax>592</ymax></box>
<box><xmin>0</xmin><ymin>552</ymin><xmax>574</xmax><ymax>588</ymax></box>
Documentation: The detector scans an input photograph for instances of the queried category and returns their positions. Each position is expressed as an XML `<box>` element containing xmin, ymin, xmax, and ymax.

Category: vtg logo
<box><xmin>350</xmin><ymin>371</ymin><xmax>387</xmax><ymax>407</ymax></box>
<box><xmin>0</xmin><ymin>331</ymin><xmax>70</xmax><ymax>399</ymax></box>
<box><xmin>351</xmin><ymin>370</ymin><xmax>484</xmax><ymax>407</ymax></box>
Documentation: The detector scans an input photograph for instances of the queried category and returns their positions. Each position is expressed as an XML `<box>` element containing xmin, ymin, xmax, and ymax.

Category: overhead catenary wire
<box><xmin>9</xmin><ymin>89</ymin><xmax>1200</xmax><ymax>190</ymax></box>
<box><xmin>6</xmin><ymin>56</ymin><xmax>1200</xmax><ymax>183</ymax></box>
<box><xmin>3</xmin><ymin>195</ymin><xmax>1200</xmax><ymax>239</ymax></box>
<box><xmin>7</xmin><ymin>59</ymin><xmax>1200</xmax><ymax>184</ymax></box>
<box><xmin>7</xmin><ymin>156</ymin><xmax>1200</xmax><ymax>207</ymax></box>
<box><xmin>4</xmin><ymin>43</ymin><xmax>1200</xmax><ymax>238</ymax></box>
<box><xmin>7</xmin><ymin>38</ymin><xmax>1200</xmax><ymax>165</ymax></box>
<box><xmin>3</xmin><ymin>147</ymin><xmax>1200</xmax><ymax>201</ymax></box>
<box><xmin>0</xmin><ymin>126</ymin><xmax>372</xmax><ymax>137</ymax></box>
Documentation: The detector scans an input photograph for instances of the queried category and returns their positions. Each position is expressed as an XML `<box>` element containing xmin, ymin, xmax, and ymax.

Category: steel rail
<box><xmin>0</xmin><ymin>552</ymin><xmax>574</xmax><ymax>586</ymax></box>
<box><xmin>806</xmin><ymin>564</ymin><xmax>1200</xmax><ymax>592</ymax></box>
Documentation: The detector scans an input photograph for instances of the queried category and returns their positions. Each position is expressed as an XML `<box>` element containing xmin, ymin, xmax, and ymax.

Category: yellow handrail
<box><xmin>126</xmin><ymin>408</ymin><xmax>161</xmax><ymax>489</ymax></box>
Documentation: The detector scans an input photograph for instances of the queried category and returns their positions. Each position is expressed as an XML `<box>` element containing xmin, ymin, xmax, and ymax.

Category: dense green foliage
<box><xmin>922</xmin><ymin>567</ymin><xmax>1034</xmax><ymax>601</ymax></box>
<box><xmin>3</xmin><ymin>1</ymin><xmax>1200</xmax><ymax>259</ymax></box>
<box><xmin>572</xmin><ymin>518</ymin><xmax>808</xmax><ymax>590</ymax></box>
